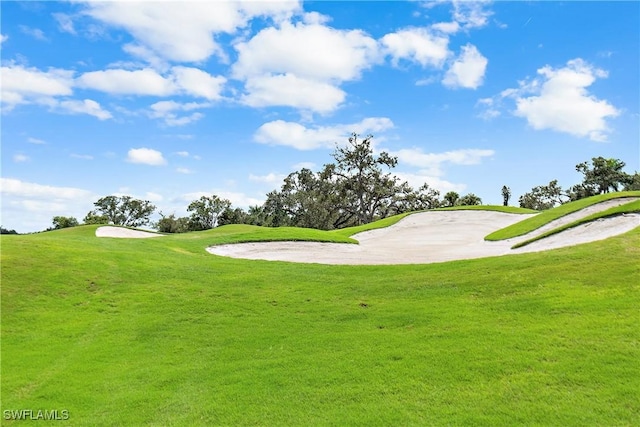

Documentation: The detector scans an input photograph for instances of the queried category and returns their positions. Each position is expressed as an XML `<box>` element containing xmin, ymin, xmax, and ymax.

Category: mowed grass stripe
<box><xmin>485</xmin><ymin>191</ymin><xmax>640</xmax><ymax>241</ymax></box>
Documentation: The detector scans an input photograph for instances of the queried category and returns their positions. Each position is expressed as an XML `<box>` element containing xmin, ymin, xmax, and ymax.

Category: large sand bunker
<box><xmin>207</xmin><ymin>199</ymin><xmax>639</xmax><ymax>265</ymax></box>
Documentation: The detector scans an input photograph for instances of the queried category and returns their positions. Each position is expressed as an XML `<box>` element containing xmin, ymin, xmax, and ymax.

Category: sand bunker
<box><xmin>96</xmin><ymin>226</ymin><xmax>164</xmax><ymax>238</ymax></box>
<box><xmin>207</xmin><ymin>199</ymin><xmax>639</xmax><ymax>265</ymax></box>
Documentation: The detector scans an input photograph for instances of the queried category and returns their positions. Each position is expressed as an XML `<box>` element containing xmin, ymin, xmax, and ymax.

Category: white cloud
<box><xmin>145</xmin><ymin>192</ymin><xmax>164</xmax><ymax>202</ymax></box>
<box><xmin>293</xmin><ymin>161</ymin><xmax>316</xmax><ymax>170</ymax></box>
<box><xmin>126</xmin><ymin>148</ymin><xmax>167</xmax><ymax>166</ymax></box>
<box><xmin>0</xmin><ymin>178</ymin><xmax>96</xmax><ymax>232</ymax></box>
<box><xmin>148</xmin><ymin>100</ymin><xmax>209</xmax><ymax>126</ymax></box>
<box><xmin>77</xmin><ymin>66</ymin><xmax>226</xmax><ymax>101</ymax></box>
<box><xmin>175</xmin><ymin>151</ymin><xmax>190</xmax><ymax>157</ymax></box>
<box><xmin>1</xmin><ymin>64</ymin><xmax>74</xmax><ymax>110</ymax></box>
<box><xmin>451</xmin><ymin>0</ymin><xmax>493</xmax><ymax>30</ymax></box>
<box><xmin>0</xmin><ymin>34</ymin><xmax>8</xmax><ymax>44</ymax></box>
<box><xmin>431</xmin><ymin>21</ymin><xmax>460</xmax><ymax>34</ymax></box>
<box><xmin>71</xmin><ymin>154</ymin><xmax>94</xmax><ymax>160</ymax></box>
<box><xmin>27</xmin><ymin>137</ymin><xmax>46</xmax><ymax>144</ymax></box>
<box><xmin>56</xmin><ymin>99</ymin><xmax>112</xmax><ymax>120</ymax></box>
<box><xmin>381</xmin><ymin>27</ymin><xmax>450</xmax><ymax>68</ymax></box>
<box><xmin>395</xmin><ymin>172</ymin><xmax>467</xmax><ymax>195</ymax></box>
<box><xmin>53</xmin><ymin>13</ymin><xmax>76</xmax><ymax>34</ymax></box>
<box><xmin>171</xmin><ymin>66</ymin><xmax>226</xmax><ymax>100</ymax></box>
<box><xmin>13</xmin><ymin>154</ymin><xmax>30</xmax><ymax>163</ymax></box>
<box><xmin>233</xmin><ymin>20</ymin><xmax>379</xmax><ymax>113</ymax></box>
<box><xmin>1</xmin><ymin>178</ymin><xmax>93</xmax><ymax>199</ymax></box>
<box><xmin>176</xmin><ymin>167</ymin><xmax>194</xmax><ymax>174</ymax></box>
<box><xmin>442</xmin><ymin>44</ymin><xmax>488</xmax><ymax>89</ymax></box>
<box><xmin>81</xmin><ymin>1</ymin><xmax>301</xmax><ymax>63</ymax></box>
<box><xmin>77</xmin><ymin>68</ymin><xmax>175</xmax><ymax>96</ymax></box>
<box><xmin>233</xmin><ymin>21</ymin><xmax>379</xmax><ymax>82</ymax></box>
<box><xmin>254</xmin><ymin>117</ymin><xmax>394</xmax><ymax>150</ymax></box>
<box><xmin>249</xmin><ymin>173</ymin><xmax>286</xmax><ymax>184</ymax></box>
<box><xmin>241</xmin><ymin>73</ymin><xmax>346</xmax><ymax>113</ymax></box>
<box><xmin>19</xmin><ymin>25</ymin><xmax>49</xmax><ymax>41</ymax></box>
<box><xmin>481</xmin><ymin>58</ymin><xmax>620</xmax><ymax>142</ymax></box>
<box><xmin>391</xmin><ymin>148</ymin><xmax>495</xmax><ymax>176</ymax></box>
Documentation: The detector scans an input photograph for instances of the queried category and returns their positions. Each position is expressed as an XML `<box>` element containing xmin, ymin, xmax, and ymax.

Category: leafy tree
<box><xmin>575</xmin><ymin>157</ymin><xmax>630</xmax><ymax>195</ymax></box>
<box><xmin>217</xmin><ymin>207</ymin><xmax>250</xmax><ymax>226</ymax></box>
<box><xmin>623</xmin><ymin>172</ymin><xmax>640</xmax><ymax>191</ymax></box>
<box><xmin>155</xmin><ymin>213</ymin><xmax>190</xmax><ymax>233</ymax></box>
<box><xmin>83</xmin><ymin>211</ymin><xmax>109</xmax><ymax>225</ymax></box>
<box><xmin>457</xmin><ymin>193</ymin><xmax>482</xmax><ymax>206</ymax></box>
<box><xmin>0</xmin><ymin>226</ymin><xmax>18</xmax><ymax>235</ymax></box>
<box><xmin>52</xmin><ymin>216</ymin><xmax>79</xmax><ymax>229</ymax></box>
<box><xmin>443</xmin><ymin>191</ymin><xmax>459</xmax><ymax>207</ymax></box>
<box><xmin>187</xmin><ymin>195</ymin><xmax>231</xmax><ymax>230</ymax></box>
<box><xmin>87</xmin><ymin>196</ymin><xmax>156</xmax><ymax>227</ymax></box>
<box><xmin>321</xmin><ymin>133</ymin><xmax>402</xmax><ymax>226</ymax></box>
<box><xmin>501</xmin><ymin>185</ymin><xmax>511</xmax><ymax>207</ymax></box>
<box><xmin>383</xmin><ymin>182</ymin><xmax>441</xmax><ymax>216</ymax></box>
<box><xmin>519</xmin><ymin>180</ymin><xmax>566</xmax><ymax>210</ymax></box>
<box><xmin>246</xmin><ymin>205</ymin><xmax>269</xmax><ymax>226</ymax></box>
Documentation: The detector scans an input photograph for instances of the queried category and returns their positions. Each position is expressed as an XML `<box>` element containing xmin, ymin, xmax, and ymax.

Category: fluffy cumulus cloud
<box><xmin>391</xmin><ymin>148</ymin><xmax>495</xmax><ymax>176</ymax></box>
<box><xmin>395</xmin><ymin>172</ymin><xmax>466</xmax><ymax>194</ymax></box>
<box><xmin>1</xmin><ymin>64</ymin><xmax>74</xmax><ymax>109</ymax></box>
<box><xmin>479</xmin><ymin>59</ymin><xmax>620</xmax><ymax>142</ymax></box>
<box><xmin>1</xmin><ymin>63</ymin><xmax>111</xmax><ymax>119</ymax></box>
<box><xmin>0</xmin><ymin>178</ymin><xmax>95</xmax><ymax>232</ymax></box>
<box><xmin>249</xmin><ymin>173</ymin><xmax>287</xmax><ymax>184</ymax></box>
<box><xmin>240</xmin><ymin>73</ymin><xmax>346</xmax><ymax>113</ymax></box>
<box><xmin>233</xmin><ymin>21</ymin><xmax>379</xmax><ymax>113</ymax></box>
<box><xmin>126</xmin><ymin>148</ymin><xmax>167</xmax><ymax>166</ymax></box>
<box><xmin>80</xmin><ymin>1</ymin><xmax>301</xmax><ymax>63</ymax></box>
<box><xmin>381</xmin><ymin>27</ymin><xmax>450</xmax><ymax>68</ymax></box>
<box><xmin>254</xmin><ymin>117</ymin><xmax>394</xmax><ymax>150</ymax></box>
<box><xmin>77</xmin><ymin>68</ymin><xmax>175</xmax><ymax>96</ymax></box>
<box><xmin>442</xmin><ymin>44</ymin><xmax>488</xmax><ymax>89</ymax></box>
<box><xmin>55</xmin><ymin>99</ymin><xmax>112</xmax><ymax>120</ymax></box>
<box><xmin>148</xmin><ymin>101</ymin><xmax>210</xmax><ymax>126</ymax></box>
<box><xmin>77</xmin><ymin>67</ymin><xmax>226</xmax><ymax>100</ymax></box>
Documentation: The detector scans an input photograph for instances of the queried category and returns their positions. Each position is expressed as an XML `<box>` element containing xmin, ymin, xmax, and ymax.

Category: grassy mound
<box><xmin>485</xmin><ymin>191</ymin><xmax>640</xmax><ymax>241</ymax></box>
<box><xmin>512</xmin><ymin>199</ymin><xmax>640</xmax><ymax>249</ymax></box>
<box><xmin>2</xmin><ymin>224</ymin><xmax>639</xmax><ymax>425</ymax></box>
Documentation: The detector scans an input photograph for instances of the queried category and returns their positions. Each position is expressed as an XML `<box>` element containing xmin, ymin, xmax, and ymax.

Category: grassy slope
<box><xmin>485</xmin><ymin>191</ymin><xmax>640</xmax><ymax>241</ymax></box>
<box><xmin>2</xmin><ymin>225</ymin><xmax>639</xmax><ymax>425</ymax></box>
<box><xmin>512</xmin><ymin>199</ymin><xmax>640</xmax><ymax>249</ymax></box>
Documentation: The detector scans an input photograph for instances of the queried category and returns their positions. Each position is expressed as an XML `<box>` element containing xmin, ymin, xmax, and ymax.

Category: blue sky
<box><xmin>1</xmin><ymin>1</ymin><xmax>638</xmax><ymax>232</ymax></box>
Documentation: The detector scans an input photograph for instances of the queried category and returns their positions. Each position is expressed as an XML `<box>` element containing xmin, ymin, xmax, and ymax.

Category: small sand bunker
<box><xmin>96</xmin><ymin>226</ymin><xmax>164</xmax><ymax>238</ymax></box>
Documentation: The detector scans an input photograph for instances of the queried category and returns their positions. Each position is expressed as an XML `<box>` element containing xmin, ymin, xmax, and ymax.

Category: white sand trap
<box><xmin>207</xmin><ymin>199</ymin><xmax>639</xmax><ymax>265</ymax></box>
<box><xmin>96</xmin><ymin>226</ymin><xmax>164</xmax><ymax>238</ymax></box>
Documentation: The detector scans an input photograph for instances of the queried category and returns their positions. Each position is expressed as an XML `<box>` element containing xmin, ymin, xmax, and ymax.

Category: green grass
<box><xmin>331</xmin><ymin>212</ymin><xmax>414</xmax><ymax>238</ymax></box>
<box><xmin>2</xmin><ymin>224</ymin><xmax>640</xmax><ymax>425</ymax></box>
<box><xmin>512</xmin><ymin>199</ymin><xmax>640</xmax><ymax>249</ymax></box>
<box><xmin>485</xmin><ymin>191</ymin><xmax>640</xmax><ymax>241</ymax></box>
<box><xmin>435</xmin><ymin>205</ymin><xmax>538</xmax><ymax>214</ymax></box>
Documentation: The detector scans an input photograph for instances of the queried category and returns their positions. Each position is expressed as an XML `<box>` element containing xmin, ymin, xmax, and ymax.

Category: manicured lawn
<box><xmin>2</xmin><ymin>222</ymin><xmax>639</xmax><ymax>425</ymax></box>
<box><xmin>485</xmin><ymin>191</ymin><xmax>640</xmax><ymax>241</ymax></box>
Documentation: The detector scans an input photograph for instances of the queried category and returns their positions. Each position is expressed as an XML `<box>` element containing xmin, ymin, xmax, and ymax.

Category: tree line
<box><xmin>42</xmin><ymin>134</ymin><xmax>638</xmax><ymax>234</ymax></box>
